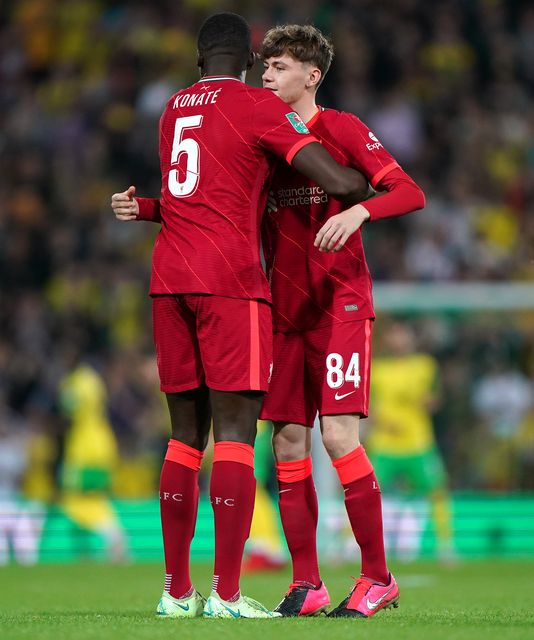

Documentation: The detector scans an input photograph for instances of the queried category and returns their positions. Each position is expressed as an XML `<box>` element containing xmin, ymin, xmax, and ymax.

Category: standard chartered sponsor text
<box><xmin>277</xmin><ymin>185</ymin><xmax>328</xmax><ymax>207</ymax></box>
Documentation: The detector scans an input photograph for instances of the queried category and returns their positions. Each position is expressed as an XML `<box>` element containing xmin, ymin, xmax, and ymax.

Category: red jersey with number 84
<box><xmin>150</xmin><ymin>76</ymin><xmax>316</xmax><ymax>301</ymax></box>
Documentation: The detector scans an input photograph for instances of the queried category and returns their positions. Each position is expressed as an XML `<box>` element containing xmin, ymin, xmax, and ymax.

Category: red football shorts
<box><xmin>152</xmin><ymin>294</ymin><xmax>273</xmax><ymax>393</ymax></box>
<box><xmin>260</xmin><ymin>319</ymin><xmax>373</xmax><ymax>427</ymax></box>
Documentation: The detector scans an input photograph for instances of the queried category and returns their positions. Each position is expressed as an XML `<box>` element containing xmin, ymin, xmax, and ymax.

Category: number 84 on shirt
<box><xmin>326</xmin><ymin>352</ymin><xmax>361</xmax><ymax>389</ymax></box>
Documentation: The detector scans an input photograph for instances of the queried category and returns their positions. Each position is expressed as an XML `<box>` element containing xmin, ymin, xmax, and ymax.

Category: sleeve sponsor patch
<box><xmin>366</xmin><ymin>131</ymin><xmax>383</xmax><ymax>151</ymax></box>
<box><xmin>285</xmin><ymin>111</ymin><xmax>310</xmax><ymax>134</ymax></box>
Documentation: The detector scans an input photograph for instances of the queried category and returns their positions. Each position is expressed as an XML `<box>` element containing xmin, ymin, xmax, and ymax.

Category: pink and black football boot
<box><xmin>274</xmin><ymin>581</ymin><xmax>330</xmax><ymax>617</ymax></box>
<box><xmin>328</xmin><ymin>573</ymin><xmax>399</xmax><ymax>618</ymax></box>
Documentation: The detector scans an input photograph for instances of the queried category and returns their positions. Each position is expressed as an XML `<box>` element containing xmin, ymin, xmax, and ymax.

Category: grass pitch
<box><xmin>1</xmin><ymin>560</ymin><xmax>533</xmax><ymax>640</ymax></box>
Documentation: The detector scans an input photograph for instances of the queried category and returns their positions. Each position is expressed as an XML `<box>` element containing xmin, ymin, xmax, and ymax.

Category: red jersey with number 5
<box><xmin>150</xmin><ymin>76</ymin><xmax>316</xmax><ymax>301</ymax></box>
<box><xmin>263</xmin><ymin>107</ymin><xmax>401</xmax><ymax>332</ymax></box>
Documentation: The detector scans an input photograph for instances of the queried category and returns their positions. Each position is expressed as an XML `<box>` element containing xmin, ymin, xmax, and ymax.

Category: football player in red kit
<box><xmin>259</xmin><ymin>25</ymin><xmax>425</xmax><ymax>617</ymax></box>
<box><xmin>111</xmin><ymin>13</ymin><xmax>371</xmax><ymax>619</ymax></box>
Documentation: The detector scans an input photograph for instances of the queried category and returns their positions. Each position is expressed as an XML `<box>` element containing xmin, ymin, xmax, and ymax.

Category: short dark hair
<box><xmin>260</xmin><ymin>24</ymin><xmax>334</xmax><ymax>83</ymax></box>
<box><xmin>197</xmin><ymin>12</ymin><xmax>251</xmax><ymax>59</ymax></box>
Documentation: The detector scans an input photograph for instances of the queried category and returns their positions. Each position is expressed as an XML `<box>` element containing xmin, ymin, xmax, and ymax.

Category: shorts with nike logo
<box><xmin>260</xmin><ymin>318</ymin><xmax>373</xmax><ymax>427</ymax></box>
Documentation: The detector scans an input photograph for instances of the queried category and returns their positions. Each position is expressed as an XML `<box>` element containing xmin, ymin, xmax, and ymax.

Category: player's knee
<box><xmin>272</xmin><ymin>436</ymin><xmax>303</xmax><ymax>462</ymax></box>
<box><xmin>211</xmin><ymin>390</ymin><xmax>262</xmax><ymax>445</ymax></box>
<box><xmin>321</xmin><ymin>415</ymin><xmax>360</xmax><ymax>459</ymax></box>
<box><xmin>170</xmin><ymin>429</ymin><xmax>209</xmax><ymax>451</ymax></box>
<box><xmin>321</xmin><ymin>430</ymin><xmax>346</xmax><ymax>459</ymax></box>
<box><xmin>214</xmin><ymin>424</ymin><xmax>257</xmax><ymax>446</ymax></box>
<box><xmin>272</xmin><ymin>422</ymin><xmax>309</xmax><ymax>462</ymax></box>
<box><xmin>166</xmin><ymin>388</ymin><xmax>211</xmax><ymax>451</ymax></box>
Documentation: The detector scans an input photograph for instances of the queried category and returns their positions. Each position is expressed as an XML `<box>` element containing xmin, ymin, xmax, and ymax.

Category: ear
<box><xmin>197</xmin><ymin>51</ymin><xmax>204</xmax><ymax>70</ymax></box>
<box><xmin>247</xmin><ymin>50</ymin><xmax>255</xmax><ymax>70</ymax></box>
<box><xmin>308</xmin><ymin>67</ymin><xmax>322</xmax><ymax>90</ymax></box>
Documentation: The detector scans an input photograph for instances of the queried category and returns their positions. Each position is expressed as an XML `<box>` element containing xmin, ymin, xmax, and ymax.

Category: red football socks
<box><xmin>276</xmin><ymin>457</ymin><xmax>321</xmax><ymax>587</ymax></box>
<box><xmin>333</xmin><ymin>445</ymin><xmax>389</xmax><ymax>585</ymax></box>
<box><xmin>210</xmin><ymin>441</ymin><xmax>256</xmax><ymax>601</ymax></box>
<box><xmin>160</xmin><ymin>439</ymin><xmax>203</xmax><ymax>599</ymax></box>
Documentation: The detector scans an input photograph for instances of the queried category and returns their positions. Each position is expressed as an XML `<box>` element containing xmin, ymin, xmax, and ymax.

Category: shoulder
<box><xmin>323</xmin><ymin>109</ymin><xmax>370</xmax><ymax>136</ymax></box>
<box><xmin>320</xmin><ymin>108</ymin><xmax>361</xmax><ymax>126</ymax></box>
<box><xmin>168</xmin><ymin>83</ymin><xmax>193</xmax><ymax>101</ymax></box>
<box><xmin>315</xmin><ymin>109</ymin><xmax>373</xmax><ymax>152</ymax></box>
<box><xmin>161</xmin><ymin>86</ymin><xmax>192</xmax><ymax>115</ymax></box>
<box><xmin>249</xmin><ymin>86</ymin><xmax>288</xmax><ymax>109</ymax></box>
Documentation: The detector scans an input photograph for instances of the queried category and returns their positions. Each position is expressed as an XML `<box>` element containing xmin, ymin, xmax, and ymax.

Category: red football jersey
<box><xmin>263</xmin><ymin>107</ymin><xmax>400</xmax><ymax>333</ymax></box>
<box><xmin>150</xmin><ymin>76</ymin><xmax>315</xmax><ymax>300</ymax></box>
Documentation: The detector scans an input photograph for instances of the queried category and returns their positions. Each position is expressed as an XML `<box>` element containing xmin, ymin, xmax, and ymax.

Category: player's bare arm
<box><xmin>291</xmin><ymin>141</ymin><xmax>369</xmax><ymax>203</ymax></box>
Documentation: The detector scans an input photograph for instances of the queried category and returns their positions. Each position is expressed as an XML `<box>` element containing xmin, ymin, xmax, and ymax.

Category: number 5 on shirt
<box><xmin>169</xmin><ymin>115</ymin><xmax>203</xmax><ymax>198</ymax></box>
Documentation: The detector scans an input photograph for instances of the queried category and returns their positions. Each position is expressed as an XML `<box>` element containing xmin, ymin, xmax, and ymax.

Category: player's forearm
<box><xmin>325</xmin><ymin>165</ymin><xmax>371</xmax><ymax>204</ymax></box>
<box><xmin>136</xmin><ymin>197</ymin><xmax>162</xmax><ymax>223</ymax></box>
<box><xmin>363</xmin><ymin>169</ymin><xmax>425</xmax><ymax>222</ymax></box>
<box><xmin>291</xmin><ymin>142</ymin><xmax>369</xmax><ymax>203</ymax></box>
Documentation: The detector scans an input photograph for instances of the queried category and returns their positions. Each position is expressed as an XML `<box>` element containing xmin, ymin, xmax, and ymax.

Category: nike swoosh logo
<box><xmin>279</xmin><ymin>488</ymin><xmax>292</xmax><ymax>494</ymax></box>
<box><xmin>221</xmin><ymin>603</ymin><xmax>241</xmax><ymax>618</ymax></box>
<box><xmin>176</xmin><ymin>602</ymin><xmax>190</xmax><ymax>611</ymax></box>
<box><xmin>366</xmin><ymin>585</ymin><xmax>395</xmax><ymax>610</ymax></box>
<box><xmin>334</xmin><ymin>390</ymin><xmax>357</xmax><ymax>400</ymax></box>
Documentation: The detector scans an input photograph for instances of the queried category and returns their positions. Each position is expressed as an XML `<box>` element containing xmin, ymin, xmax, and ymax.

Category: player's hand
<box><xmin>314</xmin><ymin>204</ymin><xmax>370</xmax><ymax>252</ymax></box>
<box><xmin>111</xmin><ymin>185</ymin><xmax>139</xmax><ymax>221</ymax></box>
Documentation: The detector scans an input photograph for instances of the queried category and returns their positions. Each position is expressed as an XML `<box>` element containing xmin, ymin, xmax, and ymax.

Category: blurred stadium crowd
<box><xmin>0</xmin><ymin>0</ymin><xmax>533</xmax><ymax>515</ymax></box>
